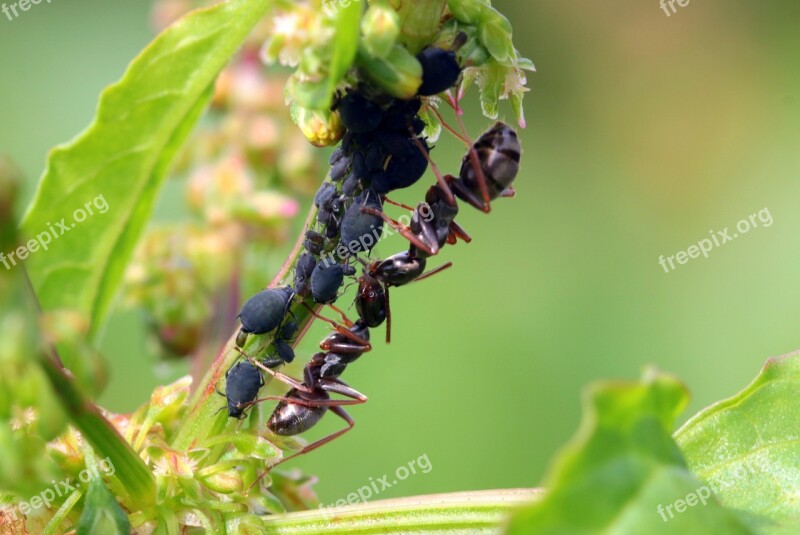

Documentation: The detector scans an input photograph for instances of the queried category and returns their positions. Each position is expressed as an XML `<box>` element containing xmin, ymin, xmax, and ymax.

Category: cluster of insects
<box><xmin>218</xmin><ymin>42</ymin><xmax>522</xmax><ymax>473</ymax></box>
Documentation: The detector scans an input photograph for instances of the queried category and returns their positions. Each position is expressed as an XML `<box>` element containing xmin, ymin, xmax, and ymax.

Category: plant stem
<box><xmin>171</xmin><ymin>204</ymin><xmax>321</xmax><ymax>452</ymax></box>
<box><xmin>260</xmin><ymin>489</ymin><xmax>543</xmax><ymax>533</ymax></box>
<box><xmin>38</xmin><ymin>354</ymin><xmax>157</xmax><ymax>510</ymax></box>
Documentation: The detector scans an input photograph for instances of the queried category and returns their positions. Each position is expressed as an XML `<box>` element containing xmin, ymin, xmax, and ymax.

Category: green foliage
<box><xmin>20</xmin><ymin>0</ymin><xmax>273</xmax><ymax>359</ymax></box>
<box><xmin>506</xmin><ymin>370</ymin><xmax>751</xmax><ymax>534</ymax></box>
<box><xmin>76</xmin><ymin>476</ymin><xmax>130</xmax><ymax>535</ymax></box>
<box><xmin>676</xmin><ymin>354</ymin><xmax>800</xmax><ymax>534</ymax></box>
<box><xmin>508</xmin><ymin>356</ymin><xmax>800</xmax><ymax>534</ymax></box>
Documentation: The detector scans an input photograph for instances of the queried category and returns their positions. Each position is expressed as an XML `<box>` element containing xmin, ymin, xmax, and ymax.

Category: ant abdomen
<box><xmin>268</xmin><ymin>391</ymin><xmax>328</xmax><ymax>436</ymax></box>
<box><xmin>460</xmin><ymin>122</ymin><xmax>521</xmax><ymax>199</ymax></box>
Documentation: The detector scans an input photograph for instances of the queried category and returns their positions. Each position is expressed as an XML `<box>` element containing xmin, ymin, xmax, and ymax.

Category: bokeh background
<box><xmin>1</xmin><ymin>0</ymin><xmax>799</xmax><ymax>505</ymax></box>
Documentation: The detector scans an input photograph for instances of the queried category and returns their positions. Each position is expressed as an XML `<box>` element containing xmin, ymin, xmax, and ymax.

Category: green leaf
<box><xmin>20</xmin><ymin>0</ymin><xmax>274</xmax><ymax>351</ymax></box>
<box><xmin>76</xmin><ymin>476</ymin><xmax>131</xmax><ymax>535</ymax></box>
<box><xmin>38</xmin><ymin>355</ymin><xmax>157</xmax><ymax>510</ymax></box>
<box><xmin>506</xmin><ymin>370</ymin><xmax>753</xmax><ymax>535</ymax></box>
<box><xmin>675</xmin><ymin>353</ymin><xmax>800</xmax><ymax>534</ymax></box>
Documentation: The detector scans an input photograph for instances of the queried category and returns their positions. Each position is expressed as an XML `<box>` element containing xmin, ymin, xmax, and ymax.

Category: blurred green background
<box><xmin>1</xmin><ymin>0</ymin><xmax>799</xmax><ymax>505</ymax></box>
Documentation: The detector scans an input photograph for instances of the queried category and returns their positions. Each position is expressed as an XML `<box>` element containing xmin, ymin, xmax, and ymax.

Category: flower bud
<box><xmin>198</xmin><ymin>466</ymin><xmax>244</xmax><ymax>494</ymax></box>
<box><xmin>362</xmin><ymin>2</ymin><xmax>400</xmax><ymax>59</ymax></box>
<box><xmin>290</xmin><ymin>104</ymin><xmax>345</xmax><ymax>148</ymax></box>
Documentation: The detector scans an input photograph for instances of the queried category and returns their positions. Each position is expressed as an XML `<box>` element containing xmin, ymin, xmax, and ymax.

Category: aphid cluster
<box><xmin>219</xmin><ymin>45</ymin><xmax>522</xmax><ymax>468</ymax></box>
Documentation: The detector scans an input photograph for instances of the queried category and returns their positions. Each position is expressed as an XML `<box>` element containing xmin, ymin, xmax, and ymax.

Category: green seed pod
<box><xmin>362</xmin><ymin>1</ymin><xmax>400</xmax><ymax>59</ymax></box>
<box><xmin>357</xmin><ymin>43</ymin><xmax>423</xmax><ymax>100</ymax></box>
<box><xmin>199</xmin><ymin>467</ymin><xmax>244</xmax><ymax>494</ymax></box>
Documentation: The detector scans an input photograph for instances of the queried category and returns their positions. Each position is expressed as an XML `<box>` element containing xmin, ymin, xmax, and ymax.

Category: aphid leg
<box><xmin>360</xmin><ymin>206</ymin><xmax>438</xmax><ymax>257</ymax></box>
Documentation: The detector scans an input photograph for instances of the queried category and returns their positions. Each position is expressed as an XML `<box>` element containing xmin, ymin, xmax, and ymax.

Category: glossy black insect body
<box><xmin>221</xmin><ymin>360</ymin><xmax>264</xmax><ymax>419</ymax></box>
<box><xmin>238</xmin><ymin>286</ymin><xmax>294</xmax><ymax>338</ymax></box>
<box><xmin>354</xmin><ymin>272</ymin><xmax>387</xmax><ymax>328</ymax></box>
<box><xmin>274</xmin><ymin>321</ymin><xmax>299</xmax><ymax>363</ymax></box>
<box><xmin>337</xmin><ymin>92</ymin><xmax>384</xmax><ymax>133</ymax></box>
<box><xmin>294</xmin><ymin>253</ymin><xmax>317</xmax><ymax>298</ymax></box>
<box><xmin>340</xmin><ymin>189</ymin><xmax>384</xmax><ymax>255</ymax></box>
<box><xmin>310</xmin><ymin>259</ymin><xmax>355</xmax><ymax>304</ymax></box>
<box><xmin>451</xmin><ymin>122</ymin><xmax>521</xmax><ymax>211</ymax></box>
<box><xmin>304</xmin><ymin>230</ymin><xmax>326</xmax><ymax>256</ymax></box>
<box><xmin>329</xmin><ymin>148</ymin><xmax>350</xmax><ymax>182</ymax></box>
<box><xmin>370</xmin><ymin>135</ymin><xmax>429</xmax><ymax>194</ymax></box>
<box><xmin>416</xmin><ymin>47</ymin><xmax>462</xmax><ymax>96</ymax></box>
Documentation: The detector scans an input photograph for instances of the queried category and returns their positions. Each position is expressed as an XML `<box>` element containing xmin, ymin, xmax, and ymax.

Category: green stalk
<box><xmin>42</xmin><ymin>488</ymin><xmax>85</xmax><ymax>535</ymax></box>
<box><xmin>260</xmin><ymin>489</ymin><xmax>542</xmax><ymax>533</ymax></box>
<box><xmin>172</xmin><ymin>205</ymin><xmax>321</xmax><ymax>451</ymax></box>
<box><xmin>38</xmin><ymin>354</ymin><xmax>157</xmax><ymax>511</ymax></box>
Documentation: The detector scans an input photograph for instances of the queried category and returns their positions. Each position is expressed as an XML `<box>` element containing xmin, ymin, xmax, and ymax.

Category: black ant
<box><xmin>233</xmin><ymin>320</ymin><xmax>372</xmax><ymax>479</ymax></box>
<box><xmin>355</xmin><ymin>253</ymin><xmax>452</xmax><ymax>343</ymax></box>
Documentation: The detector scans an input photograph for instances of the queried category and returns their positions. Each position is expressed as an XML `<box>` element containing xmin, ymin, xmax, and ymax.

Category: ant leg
<box><xmin>383</xmin><ymin>196</ymin><xmax>416</xmax><ymax>212</ymax></box>
<box><xmin>414</xmin><ymin>261</ymin><xmax>453</xmax><ymax>284</ymax></box>
<box><xmin>429</xmin><ymin>105</ymin><xmax>471</xmax><ymax>147</ymax></box>
<box><xmin>441</xmin><ymin>89</ymin><xmax>491</xmax><ymax>213</ymax></box>
<box><xmin>384</xmin><ymin>283</ymin><xmax>392</xmax><ymax>344</ymax></box>
<box><xmin>234</xmin><ymin>347</ymin><xmax>313</xmax><ymax>394</ymax></box>
<box><xmin>271</xmin><ymin>406</ymin><xmax>355</xmax><ymax>467</ymax></box>
<box><xmin>360</xmin><ymin>206</ymin><xmax>438</xmax><ymax>257</ymax></box>
<box><xmin>301</xmin><ymin>302</ymin><xmax>372</xmax><ymax>350</ymax></box>
<box><xmin>466</xmin><ymin>145</ymin><xmax>492</xmax><ymax>213</ymax></box>
<box><xmin>242</xmin><ymin>391</ymin><xmax>365</xmax><ymax>409</ymax></box>
<box><xmin>450</xmin><ymin>179</ymin><xmax>490</xmax><ymax>212</ymax></box>
<box><xmin>407</xmin><ymin>130</ymin><xmax>457</xmax><ymax>207</ymax></box>
<box><xmin>448</xmin><ymin>220</ymin><xmax>472</xmax><ymax>244</ymax></box>
<box><xmin>327</xmin><ymin>303</ymin><xmax>355</xmax><ymax>327</ymax></box>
